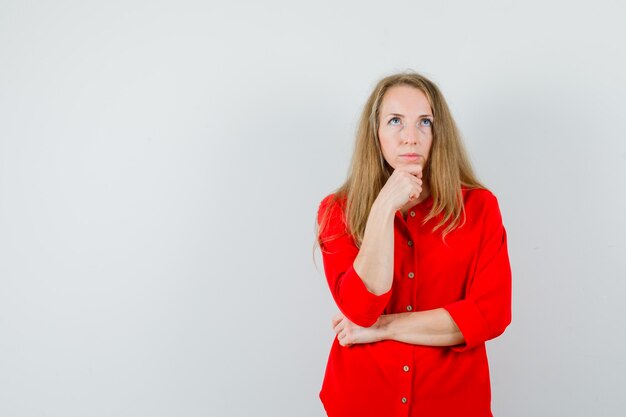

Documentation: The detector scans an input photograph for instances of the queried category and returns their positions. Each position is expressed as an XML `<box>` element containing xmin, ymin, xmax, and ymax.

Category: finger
<box><xmin>331</xmin><ymin>313</ymin><xmax>344</xmax><ymax>327</ymax></box>
<box><xmin>332</xmin><ymin>318</ymin><xmax>345</xmax><ymax>332</ymax></box>
<box><xmin>409</xmin><ymin>179</ymin><xmax>422</xmax><ymax>190</ymax></box>
<box><xmin>407</xmin><ymin>180</ymin><xmax>422</xmax><ymax>196</ymax></box>
<box><xmin>333</xmin><ymin>320</ymin><xmax>345</xmax><ymax>334</ymax></box>
<box><xmin>337</xmin><ymin>332</ymin><xmax>351</xmax><ymax>347</ymax></box>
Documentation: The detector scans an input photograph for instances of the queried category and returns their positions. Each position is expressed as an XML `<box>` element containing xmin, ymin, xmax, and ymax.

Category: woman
<box><xmin>315</xmin><ymin>72</ymin><xmax>512</xmax><ymax>417</ymax></box>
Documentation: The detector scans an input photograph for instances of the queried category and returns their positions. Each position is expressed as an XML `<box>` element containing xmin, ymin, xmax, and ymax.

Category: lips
<box><xmin>399</xmin><ymin>154</ymin><xmax>424</xmax><ymax>163</ymax></box>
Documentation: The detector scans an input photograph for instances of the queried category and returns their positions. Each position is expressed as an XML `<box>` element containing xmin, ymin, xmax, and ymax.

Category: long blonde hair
<box><xmin>317</xmin><ymin>71</ymin><xmax>484</xmax><ymax>250</ymax></box>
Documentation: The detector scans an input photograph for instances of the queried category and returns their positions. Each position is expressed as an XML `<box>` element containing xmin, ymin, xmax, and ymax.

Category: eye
<box><xmin>420</xmin><ymin>118</ymin><xmax>433</xmax><ymax>127</ymax></box>
<box><xmin>389</xmin><ymin>117</ymin><xmax>401</xmax><ymax>126</ymax></box>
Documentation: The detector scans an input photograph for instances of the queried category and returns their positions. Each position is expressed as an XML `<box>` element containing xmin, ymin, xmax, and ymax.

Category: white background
<box><xmin>1</xmin><ymin>1</ymin><xmax>625</xmax><ymax>416</ymax></box>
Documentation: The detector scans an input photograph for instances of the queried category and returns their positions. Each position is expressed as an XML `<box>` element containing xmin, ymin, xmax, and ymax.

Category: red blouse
<box><xmin>317</xmin><ymin>188</ymin><xmax>512</xmax><ymax>417</ymax></box>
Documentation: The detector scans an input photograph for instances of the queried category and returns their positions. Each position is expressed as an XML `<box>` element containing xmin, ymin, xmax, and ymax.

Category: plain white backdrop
<box><xmin>1</xmin><ymin>1</ymin><xmax>625</xmax><ymax>416</ymax></box>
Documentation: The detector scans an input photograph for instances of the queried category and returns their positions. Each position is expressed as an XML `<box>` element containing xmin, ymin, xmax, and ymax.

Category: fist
<box><xmin>376</xmin><ymin>165</ymin><xmax>424</xmax><ymax>212</ymax></box>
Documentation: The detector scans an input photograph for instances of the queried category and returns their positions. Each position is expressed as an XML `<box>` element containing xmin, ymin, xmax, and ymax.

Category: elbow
<box><xmin>446</xmin><ymin>300</ymin><xmax>511</xmax><ymax>351</ymax></box>
<box><xmin>331</xmin><ymin>265</ymin><xmax>392</xmax><ymax>328</ymax></box>
<box><xmin>340</xmin><ymin>307</ymin><xmax>383</xmax><ymax>328</ymax></box>
<box><xmin>489</xmin><ymin>310</ymin><xmax>512</xmax><ymax>340</ymax></box>
<box><xmin>482</xmin><ymin>302</ymin><xmax>511</xmax><ymax>343</ymax></box>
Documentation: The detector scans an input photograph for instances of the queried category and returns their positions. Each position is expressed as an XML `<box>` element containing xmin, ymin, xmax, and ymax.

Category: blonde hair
<box><xmin>316</xmin><ymin>71</ymin><xmax>484</xmax><ymax>251</ymax></box>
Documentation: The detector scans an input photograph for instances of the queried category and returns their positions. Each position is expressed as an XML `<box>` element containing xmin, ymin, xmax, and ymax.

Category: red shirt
<box><xmin>317</xmin><ymin>188</ymin><xmax>512</xmax><ymax>417</ymax></box>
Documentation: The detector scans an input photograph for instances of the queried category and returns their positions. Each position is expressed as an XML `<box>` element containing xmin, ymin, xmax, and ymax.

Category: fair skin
<box><xmin>336</xmin><ymin>85</ymin><xmax>464</xmax><ymax>347</ymax></box>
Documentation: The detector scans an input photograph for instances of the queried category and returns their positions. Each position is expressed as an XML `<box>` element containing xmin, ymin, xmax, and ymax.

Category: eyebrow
<box><xmin>386</xmin><ymin>113</ymin><xmax>433</xmax><ymax>118</ymax></box>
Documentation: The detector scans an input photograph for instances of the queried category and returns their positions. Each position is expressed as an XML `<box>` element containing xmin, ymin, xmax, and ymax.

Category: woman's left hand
<box><xmin>331</xmin><ymin>313</ymin><xmax>385</xmax><ymax>347</ymax></box>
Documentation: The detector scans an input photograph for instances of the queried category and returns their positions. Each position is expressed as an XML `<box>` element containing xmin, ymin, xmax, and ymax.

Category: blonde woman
<box><xmin>316</xmin><ymin>72</ymin><xmax>512</xmax><ymax>417</ymax></box>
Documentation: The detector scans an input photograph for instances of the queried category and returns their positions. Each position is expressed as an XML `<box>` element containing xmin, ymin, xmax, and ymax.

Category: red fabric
<box><xmin>317</xmin><ymin>188</ymin><xmax>512</xmax><ymax>417</ymax></box>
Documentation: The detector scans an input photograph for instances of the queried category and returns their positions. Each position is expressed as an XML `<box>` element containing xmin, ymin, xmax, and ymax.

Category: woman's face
<box><xmin>377</xmin><ymin>85</ymin><xmax>434</xmax><ymax>171</ymax></box>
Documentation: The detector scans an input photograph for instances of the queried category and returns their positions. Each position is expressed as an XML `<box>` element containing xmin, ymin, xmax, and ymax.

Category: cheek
<box><xmin>379</xmin><ymin>138</ymin><xmax>397</xmax><ymax>158</ymax></box>
<box><xmin>378</xmin><ymin>131</ymin><xmax>392</xmax><ymax>152</ymax></box>
<box><xmin>421</xmin><ymin>135</ymin><xmax>433</xmax><ymax>155</ymax></box>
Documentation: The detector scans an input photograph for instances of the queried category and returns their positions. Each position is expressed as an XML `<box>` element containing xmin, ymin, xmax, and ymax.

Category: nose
<box><xmin>401</xmin><ymin>125</ymin><xmax>420</xmax><ymax>144</ymax></box>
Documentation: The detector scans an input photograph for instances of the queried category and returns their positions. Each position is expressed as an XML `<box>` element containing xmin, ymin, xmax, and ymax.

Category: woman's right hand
<box><xmin>375</xmin><ymin>165</ymin><xmax>424</xmax><ymax>213</ymax></box>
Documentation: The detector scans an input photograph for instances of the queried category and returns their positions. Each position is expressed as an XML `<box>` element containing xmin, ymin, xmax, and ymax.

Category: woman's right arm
<box><xmin>352</xmin><ymin>200</ymin><xmax>396</xmax><ymax>295</ymax></box>
<box><xmin>354</xmin><ymin>163</ymin><xmax>425</xmax><ymax>294</ymax></box>
<box><xmin>318</xmin><ymin>165</ymin><xmax>424</xmax><ymax>327</ymax></box>
<box><xmin>318</xmin><ymin>197</ymin><xmax>393</xmax><ymax>328</ymax></box>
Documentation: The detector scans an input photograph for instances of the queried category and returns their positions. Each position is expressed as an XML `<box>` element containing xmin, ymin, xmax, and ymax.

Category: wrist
<box><xmin>377</xmin><ymin>314</ymin><xmax>395</xmax><ymax>340</ymax></box>
<box><xmin>371</xmin><ymin>199</ymin><xmax>397</xmax><ymax>218</ymax></box>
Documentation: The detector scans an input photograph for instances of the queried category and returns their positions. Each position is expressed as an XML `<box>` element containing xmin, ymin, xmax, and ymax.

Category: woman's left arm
<box><xmin>332</xmin><ymin>309</ymin><xmax>464</xmax><ymax>347</ymax></box>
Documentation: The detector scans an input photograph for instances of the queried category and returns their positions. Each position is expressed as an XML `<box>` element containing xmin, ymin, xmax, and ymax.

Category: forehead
<box><xmin>380</xmin><ymin>84</ymin><xmax>432</xmax><ymax>115</ymax></box>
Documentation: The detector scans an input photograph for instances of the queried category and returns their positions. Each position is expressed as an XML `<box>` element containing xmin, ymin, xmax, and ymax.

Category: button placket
<box><xmin>400</xmin><ymin>214</ymin><xmax>415</xmax><ymax>411</ymax></box>
<box><xmin>400</xmin><ymin>359</ymin><xmax>412</xmax><ymax>406</ymax></box>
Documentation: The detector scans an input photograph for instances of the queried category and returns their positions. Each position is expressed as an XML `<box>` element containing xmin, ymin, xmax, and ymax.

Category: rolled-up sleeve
<box><xmin>444</xmin><ymin>194</ymin><xmax>512</xmax><ymax>352</ymax></box>
<box><xmin>317</xmin><ymin>195</ymin><xmax>392</xmax><ymax>327</ymax></box>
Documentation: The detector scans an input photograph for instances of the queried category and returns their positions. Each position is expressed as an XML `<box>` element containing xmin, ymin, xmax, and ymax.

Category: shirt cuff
<box><xmin>443</xmin><ymin>299</ymin><xmax>490</xmax><ymax>352</ymax></box>
<box><xmin>336</xmin><ymin>263</ymin><xmax>392</xmax><ymax>327</ymax></box>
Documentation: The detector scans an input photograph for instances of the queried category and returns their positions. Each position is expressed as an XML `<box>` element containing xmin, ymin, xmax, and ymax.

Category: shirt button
<box><xmin>408</xmin><ymin>272</ymin><xmax>414</xmax><ymax>279</ymax></box>
<box><xmin>403</xmin><ymin>365</ymin><xmax>410</xmax><ymax>372</ymax></box>
<box><xmin>406</xmin><ymin>305</ymin><xmax>413</xmax><ymax>312</ymax></box>
<box><xmin>410</xmin><ymin>211</ymin><xmax>415</xmax><ymax>217</ymax></box>
<box><xmin>401</xmin><ymin>397</ymin><xmax>408</xmax><ymax>404</ymax></box>
<box><xmin>407</xmin><ymin>240</ymin><xmax>413</xmax><ymax>247</ymax></box>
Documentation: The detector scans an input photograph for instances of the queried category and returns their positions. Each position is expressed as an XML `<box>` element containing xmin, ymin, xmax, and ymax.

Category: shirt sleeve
<box><xmin>317</xmin><ymin>195</ymin><xmax>392</xmax><ymax>327</ymax></box>
<box><xmin>443</xmin><ymin>193</ymin><xmax>512</xmax><ymax>352</ymax></box>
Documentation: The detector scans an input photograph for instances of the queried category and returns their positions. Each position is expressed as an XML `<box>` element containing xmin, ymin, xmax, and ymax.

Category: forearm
<box><xmin>353</xmin><ymin>201</ymin><xmax>396</xmax><ymax>295</ymax></box>
<box><xmin>379</xmin><ymin>308</ymin><xmax>465</xmax><ymax>346</ymax></box>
